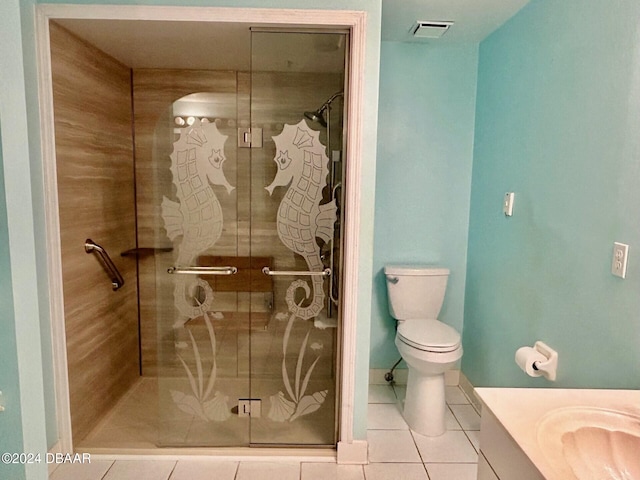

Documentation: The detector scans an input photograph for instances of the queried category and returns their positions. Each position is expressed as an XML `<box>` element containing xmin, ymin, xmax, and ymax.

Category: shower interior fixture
<box><xmin>304</xmin><ymin>91</ymin><xmax>344</xmax><ymax>127</ymax></box>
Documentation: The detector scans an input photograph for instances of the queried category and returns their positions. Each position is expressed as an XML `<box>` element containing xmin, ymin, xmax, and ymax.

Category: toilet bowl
<box><xmin>395</xmin><ymin>319</ymin><xmax>462</xmax><ymax>436</ymax></box>
<box><xmin>385</xmin><ymin>265</ymin><xmax>463</xmax><ymax>437</ymax></box>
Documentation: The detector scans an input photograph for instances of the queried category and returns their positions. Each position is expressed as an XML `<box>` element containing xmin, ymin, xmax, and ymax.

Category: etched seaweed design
<box><xmin>268</xmin><ymin>309</ymin><xmax>328</xmax><ymax>422</ymax></box>
<box><xmin>170</xmin><ymin>309</ymin><xmax>230</xmax><ymax>422</ymax></box>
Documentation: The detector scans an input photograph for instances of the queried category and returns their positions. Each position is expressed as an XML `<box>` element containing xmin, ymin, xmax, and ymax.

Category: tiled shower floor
<box><xmin>52</xmin><ymin>383</ymin><xmax>480</xmax><ymax>480</ymax></box>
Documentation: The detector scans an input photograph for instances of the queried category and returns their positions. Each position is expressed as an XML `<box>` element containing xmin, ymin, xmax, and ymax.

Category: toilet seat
<box><xmin>397</xmin><ymin>319</ymin><xmax>461</xmax><ymax>353</ymax></box>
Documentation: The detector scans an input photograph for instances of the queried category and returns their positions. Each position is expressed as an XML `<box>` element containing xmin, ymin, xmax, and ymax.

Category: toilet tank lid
<box><xmin>385</xmin><ymin>265</ymin><xmax>450</xmax><ymax>276</ymax></box>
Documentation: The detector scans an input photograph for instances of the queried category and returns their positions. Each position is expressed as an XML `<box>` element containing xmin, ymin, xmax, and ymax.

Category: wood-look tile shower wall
<box><xmin>50</xmin><ymin>22</ymin><xmax>139</xmax><ymax>443</ymax></box>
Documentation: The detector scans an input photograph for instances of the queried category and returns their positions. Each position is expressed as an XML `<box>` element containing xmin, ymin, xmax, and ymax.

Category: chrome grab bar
<box><xmin>261</xmin><ymin>266</ymin><xmax>331</xmax><ymax>277</ymax></box>
<box><xmin>167</xmin><ymin>266</ymin><xmax>238</xmax><ymax>275</ymax></box>
<box><xmin>85</xmin><ymin>239</ymin><xmax>125</xmax><ymax>291</ymax></box>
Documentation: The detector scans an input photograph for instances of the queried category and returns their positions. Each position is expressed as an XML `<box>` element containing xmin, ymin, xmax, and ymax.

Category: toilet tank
<box><xmin>384</xmin><ymin>265</ymin><xmax>449</xmax><ymax>320</ymax></box>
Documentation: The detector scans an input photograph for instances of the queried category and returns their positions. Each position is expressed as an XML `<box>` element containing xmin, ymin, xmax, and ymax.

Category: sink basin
<box><xmin>537</xmin><ymin>407</ymin><xmax>640</xmax><ymax>479</ymax></box>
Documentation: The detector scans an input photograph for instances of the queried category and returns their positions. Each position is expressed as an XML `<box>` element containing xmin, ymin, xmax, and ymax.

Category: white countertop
<box><xmin>475</xmin><ymin>388</ymin><xmax>640</xmax><ymax>480</ymax></box>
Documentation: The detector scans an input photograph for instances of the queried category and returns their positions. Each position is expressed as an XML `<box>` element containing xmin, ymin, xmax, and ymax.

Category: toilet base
<box><xmin>403</xmin><ymin>369</ymin><xmax>446</xmax><ymax>437</ymax></box>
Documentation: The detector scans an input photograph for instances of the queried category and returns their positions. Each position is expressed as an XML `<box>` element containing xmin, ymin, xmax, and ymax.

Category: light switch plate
<box><xmin>611</xmin><ymin>242</ymin><xmax>629</xmax><ymax>278</ymax></box>
<box><xmin>503</xmin><ymin>192</ymin><xmax>515</xmax><ymax>216</ymax></box>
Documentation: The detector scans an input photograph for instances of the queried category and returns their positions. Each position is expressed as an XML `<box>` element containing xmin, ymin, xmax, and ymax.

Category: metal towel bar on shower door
<box><xmin>85</xmin><ymin>239</ymin><xmax>125</xmax><ymax>291</ymax></box>
<box><xmin>167</xmin><ymin>266</ymin><xmax>238</xmax><ymax>275</ymax></box>
<box><xmin>261</xmin><ymin>266</ymin><xmax>331</xmax><ymax>277</ymax></box>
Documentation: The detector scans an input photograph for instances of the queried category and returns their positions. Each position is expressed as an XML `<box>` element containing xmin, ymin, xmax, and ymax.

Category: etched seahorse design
<box><xmin>162</xmin><ymin>119</ymin><xmax>234</xmax><ymax>320</ymax></box>
<box><xmin>266</xmin><ymin>120</ymin><xmax>336</xmax><ymax>320</ymax></box>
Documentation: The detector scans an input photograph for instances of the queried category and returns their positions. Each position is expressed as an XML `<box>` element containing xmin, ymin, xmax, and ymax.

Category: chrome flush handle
<box><xmin>387</xmin><ymin>276</ymin><xmax>399</xmax><ymax>284</ymax></box>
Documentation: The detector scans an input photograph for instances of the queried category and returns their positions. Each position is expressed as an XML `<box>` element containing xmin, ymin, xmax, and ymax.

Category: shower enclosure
<box><xmin>40</xmin><ymin>2</ymin><xmax>370</xmax><ymax>456</ymax></box>
<box><xmin>47</xmin><ymin>16</ymin><xmax>348</xmax><ymax>449</ymax></box>
<box><xmin>60</xmin><ymin>28</ymin><xmax>347</xmax><ymax>448</ymax></box>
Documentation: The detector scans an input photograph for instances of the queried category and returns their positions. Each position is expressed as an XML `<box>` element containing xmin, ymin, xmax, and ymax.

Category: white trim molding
<box><xmin>36</xmin><ymin>4</ymin><xmax>367</xmax><ymax>455</ymax></box>
<box><xmin>35</xmin><ymin>7</ymin><xmax>73</xmax><ymax>454</ymax></box>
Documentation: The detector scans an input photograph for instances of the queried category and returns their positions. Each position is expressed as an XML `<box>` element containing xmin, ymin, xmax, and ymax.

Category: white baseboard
<box><xmin>337</xmin><ymin>440</ymin><xmax>368</xmax><ymax>464</ymax></box>
<box><xmin>459</xmin><ymin>371</ymin><xmax>482</xmax><ymax>413</ymax></box>
<box><xmin>369</xmin><ymin>368</ymin><xmax>460</xmax><ymax>386</ymax></box>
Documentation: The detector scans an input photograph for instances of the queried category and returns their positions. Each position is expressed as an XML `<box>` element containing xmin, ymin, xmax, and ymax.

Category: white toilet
<box><xmin>385</xmin><ymin>265</ymin><xmax>463</xmax><ymax>437</ymax></box>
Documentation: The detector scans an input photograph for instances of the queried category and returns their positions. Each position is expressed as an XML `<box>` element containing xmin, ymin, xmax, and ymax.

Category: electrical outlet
<box><xmin>611</xmin><ymin>242</ymin><xmax>629</xmax><ymax>279</ymax></box>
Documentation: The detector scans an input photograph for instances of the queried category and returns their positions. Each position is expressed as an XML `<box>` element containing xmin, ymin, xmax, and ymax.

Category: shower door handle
<box><xmin>167</xmin><ymin>266</ymin><xmax>238</xmax><ymax>275</ymax></box>
<box><xmin>261</xmin><ymin>267</ymin><xmax>331</xmax><ymax>277</ymax></box>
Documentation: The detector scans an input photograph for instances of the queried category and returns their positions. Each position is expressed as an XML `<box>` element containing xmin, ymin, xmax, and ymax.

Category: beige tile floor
<box><xmin>50</xmin><ymin>383</ymin><xmax>480</xmax><ymax>480</ymax></box>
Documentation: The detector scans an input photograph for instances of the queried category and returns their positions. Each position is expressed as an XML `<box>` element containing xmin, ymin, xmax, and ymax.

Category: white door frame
<box><xmin>35</xmin><ymin>4</ymin><xmax>367</xmax><ymax>459</ymax></box>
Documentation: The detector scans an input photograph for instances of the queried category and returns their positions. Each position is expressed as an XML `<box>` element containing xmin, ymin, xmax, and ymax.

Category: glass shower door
<box><xmin>153</xmin><ymin>29</ymin><xmax>346</xmax><ymax>447</ymax></box>
<box><xmin>248</xmin><ymin>31</ymin><xmax>346</xmax><ymax>446</ymax></box>
<box><xmin>154</xmin><ymin>86</ymin><xmax>251</xmax><ymax>447</ymax></box>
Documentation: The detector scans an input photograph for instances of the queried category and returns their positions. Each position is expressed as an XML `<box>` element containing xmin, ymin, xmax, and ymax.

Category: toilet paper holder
<box><xmin>516</xmin><ymin>341</ymin><xmax>558</xmax><ymax>381</ymax></box>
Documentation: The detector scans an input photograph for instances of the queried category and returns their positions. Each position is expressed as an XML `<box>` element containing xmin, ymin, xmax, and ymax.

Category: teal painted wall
<box><xmin>10</xmin><ymin>0</ymin><xmax>380</xmax><ymax>444</ymax></box>
<box><xmin>371</xmin><ymin>42</ymin><xmax>478</xmax><ymax>369</ymax></box>
<box><xmin>463</xmin><ymin>0</ymin><xmax>640</xmax><ymax>388</ymax></box>
<box><xmin>0</xmin><ymin>124</ymin><xmax>27</xmax><ymax>480</ymax></box>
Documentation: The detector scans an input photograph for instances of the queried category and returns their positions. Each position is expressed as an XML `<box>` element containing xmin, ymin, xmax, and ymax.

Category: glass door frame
<box><xmin>37</xmin><ymin>5</ymin><xmax>369</xmax><ymax>457</ymax></box>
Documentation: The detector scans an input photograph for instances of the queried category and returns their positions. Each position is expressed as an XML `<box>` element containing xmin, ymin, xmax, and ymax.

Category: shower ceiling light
<box><xmin>411</xmin><ymin>21</ymin><xmax>454</xmax><ymax>39</ymax></box>
<box><xmin>174</xmin><ymin>116</ymin><xmax>213</xmax><ymax>126</ymax></box>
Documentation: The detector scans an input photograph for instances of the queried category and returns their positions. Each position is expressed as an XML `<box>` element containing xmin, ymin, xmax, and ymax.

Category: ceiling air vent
<box><xmin>411</xmin><ymin>21</ymin><xmax>453</xmax><ymax>39</ymax></box>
